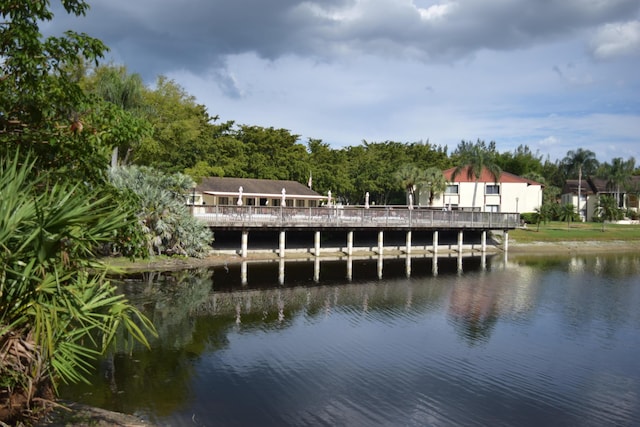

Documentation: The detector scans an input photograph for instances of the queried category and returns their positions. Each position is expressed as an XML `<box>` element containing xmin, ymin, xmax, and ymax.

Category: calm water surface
<box><xmin>62</xmin><ymin>253</ymin><xmax>640</xmax><ymax>426</ymax></box>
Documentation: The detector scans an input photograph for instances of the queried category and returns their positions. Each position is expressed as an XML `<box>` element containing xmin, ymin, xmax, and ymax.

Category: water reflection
<box><xmin>60</xmin><ymin>253</ymin><xmax>640</xmax><ymax>426</ymax></box>
<box><xmin>230</xmin><ymin>253</ymin><xmax>486</xmax><ymax>288</ymax></box>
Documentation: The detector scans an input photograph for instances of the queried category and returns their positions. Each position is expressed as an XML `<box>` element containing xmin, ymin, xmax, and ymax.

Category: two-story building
<box><xmin>425</xmin><ymin>166</ymin><xmax>543</xmax><ymax>214</ymax></box>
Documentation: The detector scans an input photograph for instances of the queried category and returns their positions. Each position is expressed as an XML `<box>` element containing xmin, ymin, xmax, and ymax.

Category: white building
<box><xmin>426</xmin><ymin>166</ymin><xmax>543</xmax><ymax>213</ymax></box>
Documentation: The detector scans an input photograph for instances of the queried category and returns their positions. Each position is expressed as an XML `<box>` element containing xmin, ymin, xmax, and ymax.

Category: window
<box><xmin>218</xmin><ymin>197</ymin><xmax>229</xmax><ymax>205</ymax></box>
<box><xmin>486</xmin><ymin>185</ymin><xmax>500</xmax><ymax>194</ymax></box>
<box><xmin>446</xmin><ymin>185</ymin><xmax>459</xmax><ymax>194</ymax></box>
<box><xmin>309</xmin><ymin>200</ymin><xmax>318</xmax><ymax>208</ymax></box>
<box><xmin>486</xmin><ymin>205</ymin><xmax>500</xmax><ymax>213</ymax></box>
<box><xmin>296</xmin><ymin>200</ymin><xmax>305</xmax><ymax>207</ymax></box>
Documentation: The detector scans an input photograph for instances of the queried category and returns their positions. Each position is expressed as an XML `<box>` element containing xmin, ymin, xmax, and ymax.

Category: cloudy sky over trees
<box><xmin>48</xmin><ymin>0</ymin><xmax>640</xmax><ymax>162</ymax></box>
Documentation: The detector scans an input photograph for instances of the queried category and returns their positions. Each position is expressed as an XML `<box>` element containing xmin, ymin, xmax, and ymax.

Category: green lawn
<box><xmin>509</xmin><ymin>221</ymin><xmax>640</xmax><ymax>243</ymax></box>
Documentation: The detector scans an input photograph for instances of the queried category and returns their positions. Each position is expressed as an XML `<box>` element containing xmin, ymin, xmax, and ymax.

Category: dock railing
<box><xmin>193</xmin><ymin>205</ymin><xmax>519</xmax><ymax>229</ymax></box>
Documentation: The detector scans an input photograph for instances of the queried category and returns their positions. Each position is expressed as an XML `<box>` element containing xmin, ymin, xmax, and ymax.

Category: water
<box><xmin>61</xmin><ymin>253</ymin><xmax>640</xmax><ymax>426</ymax></box>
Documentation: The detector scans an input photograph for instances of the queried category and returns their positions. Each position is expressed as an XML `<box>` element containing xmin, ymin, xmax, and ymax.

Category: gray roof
<box><xmin>197</xmin><ymin>177</ymin><xmax>324</xmax><ymax>198</ymax></box>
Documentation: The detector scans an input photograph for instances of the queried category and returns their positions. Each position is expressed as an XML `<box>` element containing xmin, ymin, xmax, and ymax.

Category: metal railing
<box><xmin>192</xmin><ymin>205</ymin><xmax>519</xmax><ymax>229</ymax></box>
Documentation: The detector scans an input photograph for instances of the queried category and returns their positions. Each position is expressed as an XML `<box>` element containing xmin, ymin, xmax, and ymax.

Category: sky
<box><xmin>46</xmin><ymin>0</ymin><xmax>640</xmax><ymax>164</ymax></box>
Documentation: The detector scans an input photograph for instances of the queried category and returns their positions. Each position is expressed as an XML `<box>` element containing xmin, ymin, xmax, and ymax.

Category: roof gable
<box><xmin>197</xmin><ymin>177</ymin><xmax>323</xmax><ymax>197</ymax></box>
<box><xmin>443</xmin><ymin>166</ymin><xmax>542</xmax><ymax>186</ymax></box>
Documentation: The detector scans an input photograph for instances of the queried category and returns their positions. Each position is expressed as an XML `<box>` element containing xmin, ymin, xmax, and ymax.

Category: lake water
<box><xmin>61</xmin><ymin>252</ymin><xmax>640</xmax><ymax>426</ymax></box>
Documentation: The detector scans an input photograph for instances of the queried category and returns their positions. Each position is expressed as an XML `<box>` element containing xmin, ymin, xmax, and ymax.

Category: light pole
<box><xmin>516</xmin><ymin>197</ymin><xmax>519</xmax><ymax>213</ymax></box>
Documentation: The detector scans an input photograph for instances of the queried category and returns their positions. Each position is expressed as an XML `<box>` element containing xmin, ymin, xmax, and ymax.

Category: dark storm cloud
<box><xmin>47</xmin><ymin>0</ymin><xmax>639</xmax><ymax>79</ymax></box>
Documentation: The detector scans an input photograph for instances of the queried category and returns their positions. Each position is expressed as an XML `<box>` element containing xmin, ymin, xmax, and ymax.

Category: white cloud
<box><xmin>589</xmin><ymin>20</ymin><xmax>640</xmax><ymax>59</ymax></box>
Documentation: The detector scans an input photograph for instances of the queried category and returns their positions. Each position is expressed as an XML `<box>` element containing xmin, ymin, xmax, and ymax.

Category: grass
<box><xmin>509</xmin><ymin>221</ymin><xmax>640</xmax><ymax>243</ymax></box>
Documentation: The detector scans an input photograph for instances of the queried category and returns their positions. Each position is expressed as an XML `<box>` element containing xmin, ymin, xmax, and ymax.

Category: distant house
<box><xmin>561</xmin><ymin>176</ymin><xmax>640</xmax><ymax>221</ymax></box>
<box><xmin>425</xmin><ymin>166</ymin><xmax>543</xmax><ymax>213</ymax></box>
<box><xmin>189</xmin><ymin>177</ymin><xmax>327</xmax><ymax>210</ymax></box>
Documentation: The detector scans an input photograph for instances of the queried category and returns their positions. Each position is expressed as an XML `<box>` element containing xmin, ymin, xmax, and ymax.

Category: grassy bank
<box><xmin>509</xmin><ymin>221</ymin><xmax>640</xmax><ymax>243</ymax></box>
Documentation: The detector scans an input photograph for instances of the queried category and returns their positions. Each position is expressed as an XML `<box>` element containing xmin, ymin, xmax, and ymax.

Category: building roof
<box><xmin>443</xmin><ymin>166</ymin><xmax>543</xmax><ymax>186</ymax></box>
<box><xmin>196</xmin><ymin>177</ymin><xmax>325</xmax><ymax>199</ymax></box>
<box><xmin>562</xmin><ymin>179</ymin><xmax>595</xmax><ymax>195</ymax></box>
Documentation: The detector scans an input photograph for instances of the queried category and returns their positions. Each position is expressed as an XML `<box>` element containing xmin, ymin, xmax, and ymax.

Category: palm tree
<box><xmin>394</xmin><ymin>164</ymin><xmax>424</xmax><ymax>206</ymax></box>
<box><xmin>562</xmin><ymin>149</ymin><xmax>598</xmax><ymax>220</ymax></box>
<box><xmin>597</xmin><ymin>195</ymin><xmax>621</xmax><ymax>231</ymax></box>
<box><xmin>422</xmin><ymin>167</ymin><xmax>448</xmax><ymax>206</ymax></box>
<box><xmin>559</xmin><ymin>203</ymin><xmax>576</xmax><ymax>228</ymax></box>
<box><xmin>0</xmin><ymin>155</ymin><xmax>155</xmax><ymax>422</ymax></box>
<box><xmin>601</xmin><ymin>157</ymin><xmax>635</xmax><ymax>208</ymax></box>
<box><xmin>451</xmin><ymin>140</ymin><xmax>502</xmax><ymax>210</ymax></box>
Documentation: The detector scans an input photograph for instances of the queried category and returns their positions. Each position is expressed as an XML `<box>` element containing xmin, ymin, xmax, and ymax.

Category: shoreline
<box><xmin>102</xmin><ymin>239</ymin><xmax>640</xmax><ymax>273</ymax></box>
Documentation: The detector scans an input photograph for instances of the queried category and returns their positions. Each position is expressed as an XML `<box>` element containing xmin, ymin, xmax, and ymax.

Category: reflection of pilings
<box><xmin>433</xmin><ymin>256</ymin><xmax>438</xmax><ymax>276</ymax></box>
<box><xmin>433</xmin><ymin>231</ymin><xmax>439</xmax><ymax>255</ymax></box>
<box><xmin>241</xmin><ymin>261</ymin><xmax>248</xmax><ymax>285</ymax></box>
<box><xmin>241</xmin><ymin>230</ymin><xmax>248</xmax><ymax>258</ymax></box>
<box><xmin>279</xmin><ymin>231</ymin><xmax>286</xmax><ymax>258</ymax></box>
<box><xmin>347</xmin><ymin>256</ymin><xmax>353</xmax><ymax>281</ymax></box>
<box><xmin>405</xmin><ymin>255</ymin><xmax>411</xmax><ymax>278</ymax></box>
<box><xmin>457</xmin><ymin>252</ymin><xmax>463</xmax><ymax>274</ymax></box>
<box><xmin>279</xmin><ymin>258</ymin><xmax>285</xmax><ymax>284</ymax></box>
<box><xmin>314</xmin><ymin>231</ymin><xmax>321</xmax><ymax>256</ymax></box>
<box><xmin>377</xmin><ymin>254</ymin><xmax>383</xmax><ymax>279</ymax></box>
<box><xmin>457</xmin><ymin>230</ymin><xmax>463</xmax><ymax>253</ymax></box>
<box><xmin>504</xmin><ymin>230</ymin><xmax>509</xmax><ymax>252</ymax></box>
<box><xmin>314</xmin><ymin>257</ymin><xmax>320</xmax><ymax>282</ymax></box>
<box><xmin>481</xmin><ymin>252</ymin><xmax>486</xmax><ymax>270</ymax></box>
<box><xmin>481</xmin><ymin>231</ymin><xmax>487</xmax><ymax>253</ymax></box>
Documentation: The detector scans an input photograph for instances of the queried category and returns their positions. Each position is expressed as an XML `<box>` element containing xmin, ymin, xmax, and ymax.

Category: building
<box><xmin>561</xmin><ymin>176</ymin><xmax>640</xmax><ymax>221</ymax></box>
<box><xmin>425</xmin><ymin>166</ymin><xmax>543</xmax><ymax>214</ymax></box>
<box><xmin>188</xmin><ymin>177</ymin><xmax>327</xmax><ymax>209</ymax></box>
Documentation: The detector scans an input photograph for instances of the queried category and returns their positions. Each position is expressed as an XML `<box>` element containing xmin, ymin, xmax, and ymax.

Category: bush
<box><xmin>0</xmin><ymin>155</ymin><xmax>155</xmax><ymax>424</ymax></box>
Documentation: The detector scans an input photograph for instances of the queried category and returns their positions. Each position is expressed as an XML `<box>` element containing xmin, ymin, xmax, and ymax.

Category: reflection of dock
<box><xmin>194</xmin><ymin>206</ymin><xmax>518</xmax><ymax>257</ymax></box>
<box><xmin>213</xmin><ymin>253</ymin><xmax>495</xmax><ymax>288</ymax></box>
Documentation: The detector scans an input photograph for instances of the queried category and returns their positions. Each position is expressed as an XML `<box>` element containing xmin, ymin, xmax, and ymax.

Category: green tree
<box><xmin>495</xmin><ymin>144</ymin><xmax>543</xmax><ymax>177</ymax></box>
<box><xmin>108</xmin><ymin>166</ymin><xmax>213</xmax><ymax>257</ymax></box>
<box><xmin>533</xmin><ymin>203</ymin><xmax>553</xmax><ymax>231</ymax></box>
<box><xmin>307</xmin><ymin>139</ymin><xmax>352</xmax><ymax>199</ymax></box>
<box><xmin>562</xmin><ymin>149</ymin><xmax>598</xmax><ymax>219</ymax></box>
<box><xmin>597</xmin><ymin>195</ymin><xmax>622</xmax><ymax>231</ymax></box>
<box><xmin>600</xmin><ymin>157</ymin><xmax>635</xmax><ymax>208</ymax></box>
<box><xmin>451</xmin><ymin>140</ymin><xmax>502</xmax><ymax>209</ymax></box>
<box><xmin>235</xmin><ymin>125</ymin><xmax>308</xmax><ymax>181</ymax></box>
<box><xmin>0</xmin><ymin>0</ymin><xmax>115</xmax><ymax>183</ymax></box>
<box><xmin>134</xmin><ymin>76</ymin><xmax>215</xmax><ymax>172</ymax></box>
<box><xmin>394</xmin><ymin>164</ymin><xmax>424</xmax><ymax>206</ymax></box>
<box><xmin>81</xmin><ymin>65</ymin><xmax>152</xmax><ymax>164</ymax></box>
<box><xmin>559</xmin><ymin>203</ymin><xmax>577</xmax><ymax>228</ymax></box>
<box><xmin>422</xmin><ymin>167</ymin><xmax>448</xmax><ymax>206</ymax></box>
<box><xmin>0</xmin><ymin>155</ymin><xmax>155</xmax><ymax>423</ymax></box>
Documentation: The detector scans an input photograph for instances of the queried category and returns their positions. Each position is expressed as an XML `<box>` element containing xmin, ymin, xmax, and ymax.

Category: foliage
<box><xmin>394</xmin><ymin>164</ymin><xmax>423</xmax><ymax>205</ymax></box>
<box><xmin>421</xmin><ymin>167</ymin><xmax>448</xmax><ymax>206</ymax></box>
<box><xmin>596</xmin><ymin>195</ymin><xmax>624</xmax><ymax>230</ymax></box>
<box><xmin>451</xmin><ymin>139</ymin><xmax>502</xmax><ymax>209</ymax></box>
<box><xmin>0</xmin><ymin>0</ymin><xmax>117</xmax><ymax>183</ymax></box>
<box><xmin>598</xmin><ymin>157</ymin><xmax>636</xmax><ymax>208</ymax></box>
<box><xmin>0</xmin><ymin>155</ymin><xmax>155</xmax><ymax>423</ymax></box>
<box><xmin>558</xmin><ymin>203</ymin><xmax>579</xmax><ymax>228</ymax></box>
<box><xmin>108</xmin><ymin>166</ymin><xmax>213</xmax><ymax>257</ymax></box>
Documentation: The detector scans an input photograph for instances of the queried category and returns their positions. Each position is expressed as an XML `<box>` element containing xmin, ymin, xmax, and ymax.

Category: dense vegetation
<box><xmin>1</xmin><ymin>0</ymin><xmax>638</xmax><ymax>424</ymax></box>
